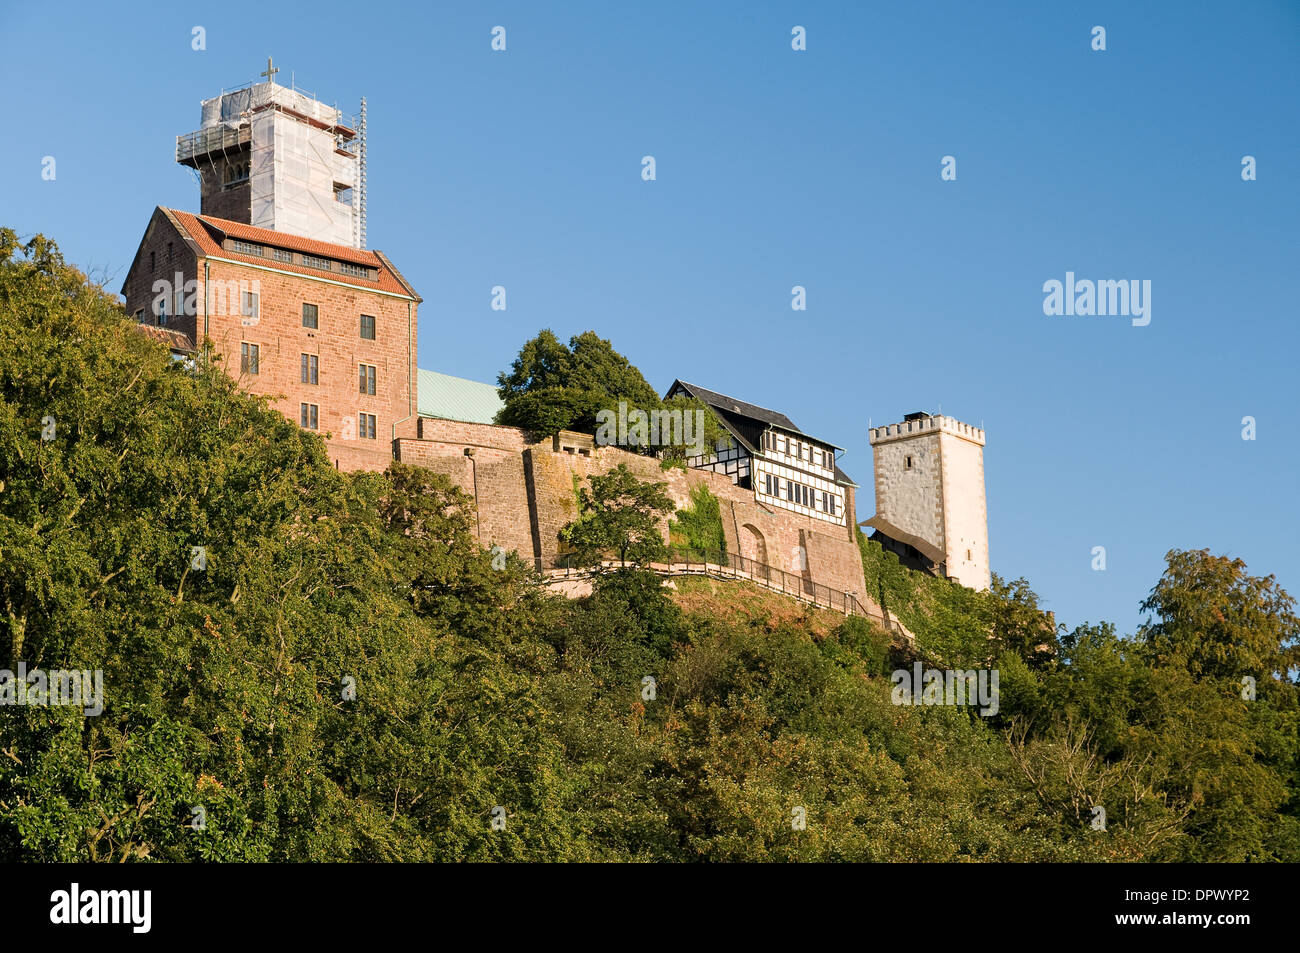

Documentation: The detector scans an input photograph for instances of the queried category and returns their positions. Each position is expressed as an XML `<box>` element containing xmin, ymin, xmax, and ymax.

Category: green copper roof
<box><xmin>418</xmin><ymin>370</ymin><xmax>504</xmax><ymax>425</ymax></box>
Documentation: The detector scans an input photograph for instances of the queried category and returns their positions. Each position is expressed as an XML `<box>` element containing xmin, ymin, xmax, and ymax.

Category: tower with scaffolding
<box><xmin>175</xmin><ymin>58</ymin><xmax>368</xmax><ymax>248</ymax></box>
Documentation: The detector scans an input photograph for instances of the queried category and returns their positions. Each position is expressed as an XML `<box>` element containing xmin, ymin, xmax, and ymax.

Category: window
<box><xmin>302</xmin><ymin>254</ymin><xmax>332</xmax><ymax>271</ymax></box>
<box><xmin>360</xmin><ymin>314</ymin><xmax>376</xmax><ymax>340</ymax></box>
<box><xmin>829</xmin><ymin>496</ymin><xmax>837</xmax><ymax>516</ymax></box>
<box><xmin>232</xmin><ymin>240</ymin><xmax>263</xmax><ymax>257</ymax></box>
<box><xmin>300</xmin><ymin>403</ymin><xmax>319</xmax><ymax>430</ymax></box>
<box><xmin>359</xmin><ymin>413</ymin><xmax>377</xmax><ymax>440</ymax></box>
<box><xmin>271</xmin><ymin>248</ymin><xmax>293</xmax><ymax>263</ymax></box>
<box><xmin>764</xmin><ymin>473</ymin><xmax>775</xmax><ymax>496</ymax></box>
<box><xmin>340</xmin><ymin>261</ymin><xmax>368</xmax><ymax>277</ymax></box>
<box><xmin>801</xmin><ymin>485</ymin><xmax>810</xmax><ymax>506</ymax></box>
<box><xmin>242</xmin><ymin>290</ymin><xmax>259</xmax><ymax>320</ymax></box>
<box><xmin>904</xmin><ymin>455</ymin><xmax>913</xmax><ymax>470</ymax></box>
<box><xmin>786</xmin><ymin>481</ymin><xmax>795</xmax><ymax>502</ymax></box>
<box><xmin>966</xmin><ymin>549</ymin><xmax>972</xmax><ymax>561</ymax></box>
<box><xmin>301</xmin><ymin>353</ymin><xmax>318</xmax><ymax>384</ymax></box>
<box><xmin>302</xmin><ymin>303</ymin><xmax>319</xmax><ymax>329</ymax></box>
<box><xmin>134</xmin><ymin>309</ymin><xmax>144</xmax><ymax>322</ymax></box>
<box><xmin>359</xmin><ymin>364</ymin><xmax>376</xmax><ymax>395</ymax></box>
<box><xmin>156</xmin><ymin>295</ymin><xmax>167</xmax><ymax>327</ymax></box>
<box><xmin>240</xmin><ymin>342</ymin><xmax>260</xmax><ymax>375</ymax></box>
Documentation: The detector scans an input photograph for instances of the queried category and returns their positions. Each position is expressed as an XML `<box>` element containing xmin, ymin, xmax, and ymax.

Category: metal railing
<box><xmin>176</xmin><ymin>125</ymin><xmax>251</xmax><ymax>163</ymax></box>
<box><xmin>552</xmin><ymin>548</ymin><xmax>871</xmax><ymax>618</ymax></box>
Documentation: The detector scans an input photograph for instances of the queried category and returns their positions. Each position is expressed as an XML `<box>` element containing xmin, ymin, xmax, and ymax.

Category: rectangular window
<box><xmin>786</xmin><ymin>481</ymin><xmax>795</xmax><ymax>502</ymax></box>
<box><xmin>300</xmin><ymin>403</ymin><xmax>318</xmax><ymax>430</ymax></box>
<box><xmin>340</xmin><ymin>262</ymin><xmax>368</xmax><ymax>277</ymax></box>
<box><xmin>242</xmin><ymin>290</ymin><xmax>259</xmax><ymax>320</ymax></box>
<box><xmin>359</xmin><ymin>413</ymin><xmax>377</xmax><ymax>440</ymax></box>
<box><xmin>156</xmin><ymin>296</ymin><xmax>167</xmax><ymax>327</ymax></box>
<box><xmin>360</xmin><ymin>314</ymin><xmax>376</xmax><ymax>340</ymax></box>
<box><xmin>271</xmin><ymin>248</ymin><xmax>293</xmax><ymax>263</ymax></box>
<box><xmin>232</xmin><ymin>240</ymin><xmax>263</xmax><ymax>257</ymax></box>
<box><xmin>240</xmin><ymin>342</ymin><xmax>259</xmax><ymax>375</ymax></box>
<box><xmin>302</xmin><ymin>303</ymin><xmax>319</xmax><ymax>329</ymax></box>
<box><xmin>359</xmin><ymin>364</ymin><xmax>376</xmax><ymax>395</ymax></box>
<box><xmin>301</xmin><ymin>254</ymin><xmax>332</xmax><ymax>271</ymax></box>
<box><xmin>829</xmin><ymin>496</ymin><xmax>837</xmax><ymax>516</ymax></box>
<box><xmin>301</xmin><ymin>353</ymin><xmax>318</xmax><ymax>384</ymax></box>
<box><xmin>134</xmin><ymin>309</ymin><xmax>144</xmax><ymax>322</ymax></box>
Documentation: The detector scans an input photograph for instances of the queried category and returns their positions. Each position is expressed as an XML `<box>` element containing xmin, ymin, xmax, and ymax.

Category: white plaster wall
<box><xmin>938</xmin><ymin>431</ymin><xmax>989</xmax><ymax>590</ymax></box>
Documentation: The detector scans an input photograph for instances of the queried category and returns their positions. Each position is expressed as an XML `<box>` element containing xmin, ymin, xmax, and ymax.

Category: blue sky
<box><xmin>2</xmin><ymin>0</ymin><xmax>1297</xmax><ymax>636</ymax></box>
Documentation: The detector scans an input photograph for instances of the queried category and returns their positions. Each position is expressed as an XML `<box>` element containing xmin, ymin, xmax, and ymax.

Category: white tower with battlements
<box><xmin>866</xmin><ymin>412</ymin><xmax>989</xmax><ymax>591</ymax></box>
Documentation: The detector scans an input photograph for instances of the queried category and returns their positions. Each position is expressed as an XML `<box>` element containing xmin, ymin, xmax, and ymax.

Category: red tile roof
<box><xmin>164</xmin><ymin>208</ymin><xmax>418</xmax><ymax>299</ymax></box>
<box><xmin>133</xmin><ymin>324</ymin><xmax>195</xmax><ymax>352</ymax></box>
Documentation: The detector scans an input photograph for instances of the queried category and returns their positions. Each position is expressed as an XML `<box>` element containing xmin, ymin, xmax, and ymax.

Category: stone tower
<box><xmin>175</xmin><ymin>59</ymin><xmax>365</xmax><ymax>248</ymax></box>
<box><xmin>866</xmin><ymin>412</ymin><xmax>989</xmax><ymax>591</ymax></box>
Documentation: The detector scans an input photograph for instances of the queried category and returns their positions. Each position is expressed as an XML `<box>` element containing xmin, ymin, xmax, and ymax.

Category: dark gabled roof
<box><xmin>668</xmin><ymin>379</ymin><xmax>809</xmax><ymax>437</ymax></box>
<box><xmin>665</xmin><ymin>379</ymin><xmax>857</xmax><ymax>487</ymax></box>
<box><xmin>859</xmin><ymin>515</ymin><xmax>947</xmax><ymax>566</ymax></box>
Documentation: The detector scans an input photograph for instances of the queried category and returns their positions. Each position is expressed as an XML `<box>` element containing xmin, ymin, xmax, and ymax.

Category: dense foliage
<box><xmin>1</xmin><ymin>230</ymin><xmax>1296</xmax><ymax>862</ymax></box>
<box><xmin>494</xmin><ymin>328</ymin><xmax>721</xmax><ymax>464</ymax></box>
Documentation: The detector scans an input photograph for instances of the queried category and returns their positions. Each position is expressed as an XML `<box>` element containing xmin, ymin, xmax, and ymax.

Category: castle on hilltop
<box><xmin>120</xmin><ymin>64</ymin><xmax>991</xmax><ymax>606</ymax></box>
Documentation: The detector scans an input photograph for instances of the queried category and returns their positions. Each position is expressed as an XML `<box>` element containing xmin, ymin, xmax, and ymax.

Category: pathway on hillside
<box><xmin>542</xmin><ymin>554</ymin><xmax>916</xmax><ymax>645</ymax></box>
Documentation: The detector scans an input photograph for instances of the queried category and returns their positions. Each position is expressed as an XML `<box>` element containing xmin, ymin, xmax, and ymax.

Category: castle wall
<box><xmin>398</xmin><ymin>420</ymin><xmax>533</xmax><ymax>557</ymax></box>
<box><xmin>397</xmin><ymin>419</ymin><xmax>866</xmax><ymax>597</ymax></box>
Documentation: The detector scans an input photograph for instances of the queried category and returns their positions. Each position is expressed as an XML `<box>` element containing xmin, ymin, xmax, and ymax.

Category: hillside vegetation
<box><xmin>1</xmin><ymin>229</ymin><xmax>1297</xmax><ymax>862</ymax></box>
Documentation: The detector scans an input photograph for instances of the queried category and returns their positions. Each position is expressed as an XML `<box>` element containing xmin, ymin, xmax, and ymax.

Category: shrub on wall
<box><xmin>668</xmin><ymin>484</ymin><xmax>728</xmax><ymax>564</ymax></box>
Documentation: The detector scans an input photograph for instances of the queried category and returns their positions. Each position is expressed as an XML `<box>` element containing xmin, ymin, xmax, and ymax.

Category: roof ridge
<box><xmin>676</xmin><ymin>379</ymin><xmax>786</xmax><ymax>417</ymax></box>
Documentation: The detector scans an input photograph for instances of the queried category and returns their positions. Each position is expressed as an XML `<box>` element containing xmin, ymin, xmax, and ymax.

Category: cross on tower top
<box><xmin>260</xmin><ymin>57</ymin><xmax>279</xmax><ymax>82</ymax></box>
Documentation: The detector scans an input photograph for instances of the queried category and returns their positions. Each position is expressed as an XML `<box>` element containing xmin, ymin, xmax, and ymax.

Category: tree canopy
<box><xmin>1</xmin><ymin>229</ymin><xmax>1296</xmax><ymax>863</ymax></box>
<box><xmin>495</xmin><ymin>329</ymin><xmax>722</xmax><ymax>463</ymax></box>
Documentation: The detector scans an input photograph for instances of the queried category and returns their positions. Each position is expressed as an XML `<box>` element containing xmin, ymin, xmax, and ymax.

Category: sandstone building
<box><xmin>120</xmin><ymin>207</ymin><xmax>420</xmax><ymax>473</ymax></box>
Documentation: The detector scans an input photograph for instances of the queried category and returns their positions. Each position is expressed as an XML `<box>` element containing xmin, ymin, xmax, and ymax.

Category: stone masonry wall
<box><xmin>397</xmin><ymin>418</ymin><xmax>867</xmax><ymax>599</ymax></box>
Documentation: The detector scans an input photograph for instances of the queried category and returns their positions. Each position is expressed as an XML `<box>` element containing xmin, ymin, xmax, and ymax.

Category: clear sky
<box><xmin>2</xmin><ymin>0</ymin><xmax>1297</xmax><ymax>636</ymax></box>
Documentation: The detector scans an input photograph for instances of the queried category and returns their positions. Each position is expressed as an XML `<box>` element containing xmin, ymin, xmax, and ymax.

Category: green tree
<box><xmin>494</xmin><ymin>330</ymin><xmax>722</xmax><ymax>462</ymax></box>
<box><xmin>559</xmin><ymin>464</ymin><xmax>673</xmax><ymax>568</ymax></box>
